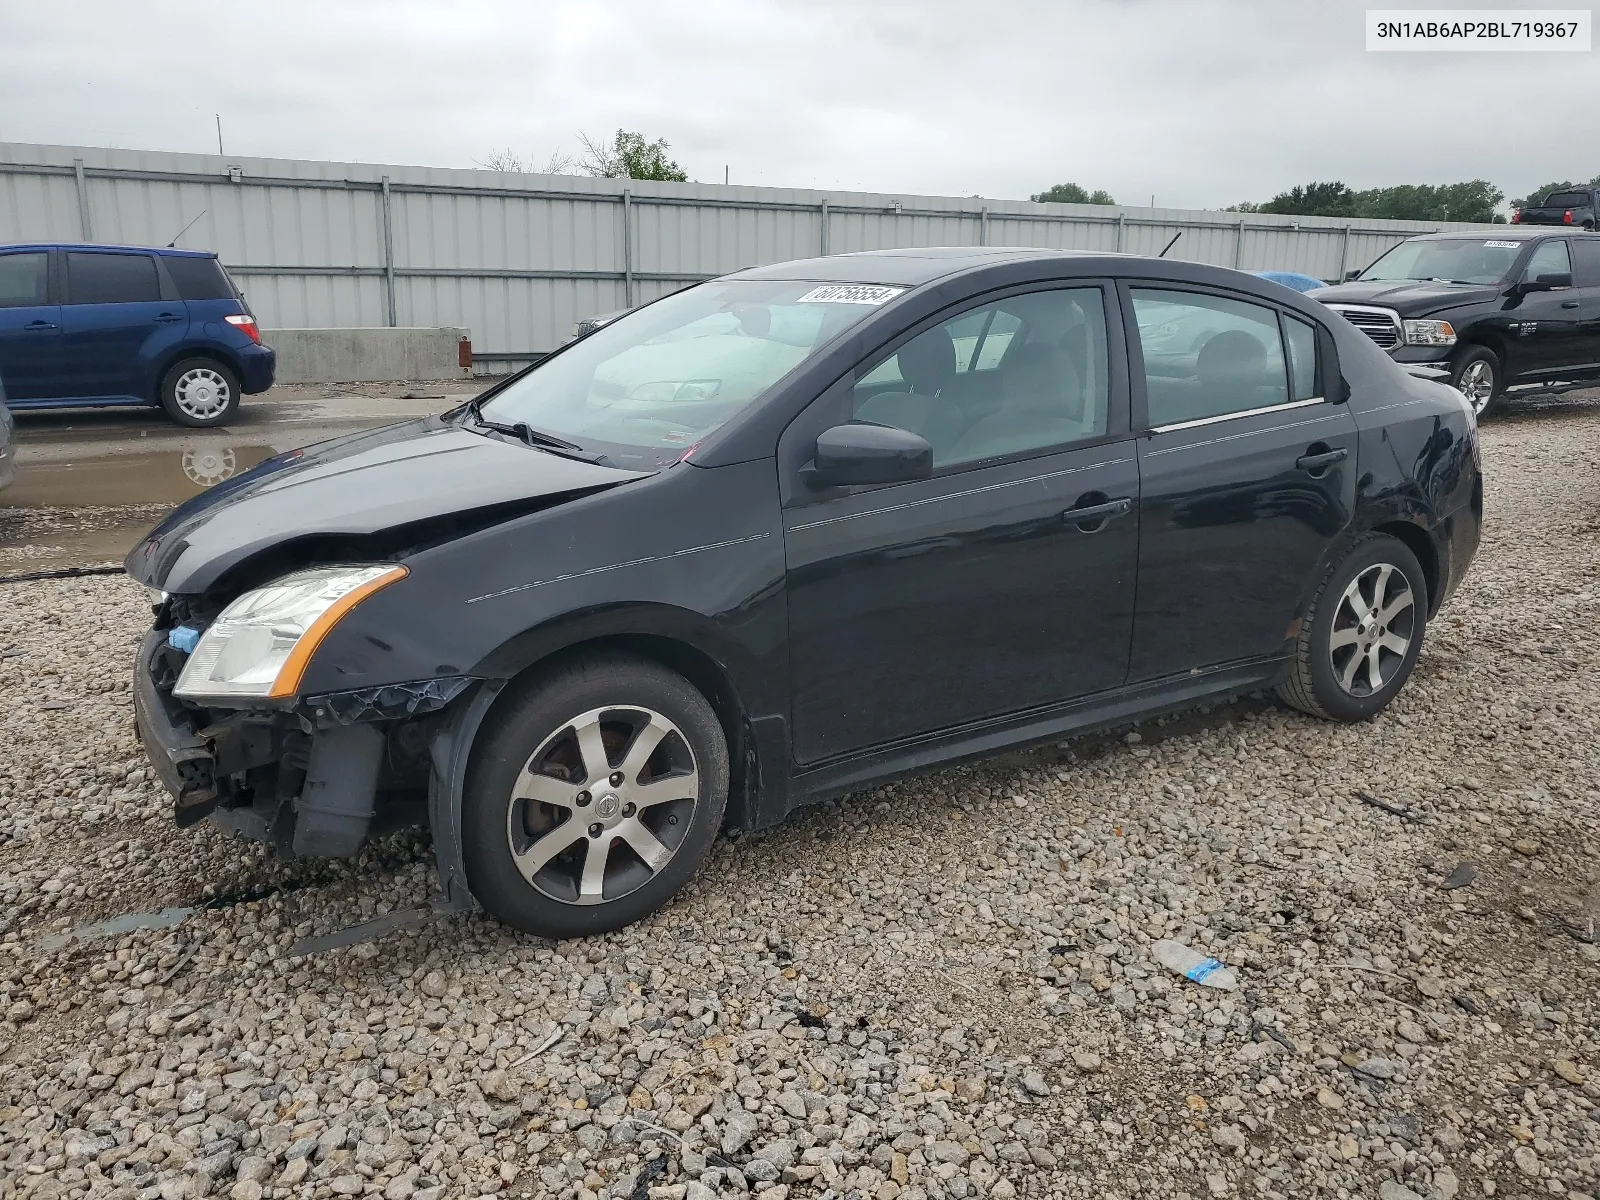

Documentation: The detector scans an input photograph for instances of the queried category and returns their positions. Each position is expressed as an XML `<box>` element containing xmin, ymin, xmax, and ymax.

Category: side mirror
<box><xmin>805</xmin><ymin>422</ymin><xmax>932</xmax><ymax>488</ymax></box>
<box><xmin>1344</xmin><ymin>269</ymin><xmax>1362</xmax><ymax>281</ymax></box>
<box><xmin>1521</xmin><ymin>271</ymin><xmax>1573</xmax><ymax>292</ymax></box>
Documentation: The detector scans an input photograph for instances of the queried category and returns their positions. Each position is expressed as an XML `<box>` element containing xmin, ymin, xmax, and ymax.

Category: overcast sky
<box><xmin>0</xmin><ymin>0</ymin><xmax>1588</xmax><ymax>209</ymax></box>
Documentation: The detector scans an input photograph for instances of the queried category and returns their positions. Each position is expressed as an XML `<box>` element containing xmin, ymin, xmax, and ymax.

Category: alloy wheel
<box><xmin>173</xmin><ymin>367</ymin><xmax>232</xmax><ymax>421</ymax></box>
<box><xmin>1329</xmin><ymin>562</ymin><xmax>1415</xmax><ymax>697</ymax></box>
<box><xmin>1457</xmin><ymin>360</ymin><xmax>1494</xmax><ymax>416</ymax></box>
<box><xmin>504</xmin><ymin>705</ymin><xmax>700</xmax><ymax>905</ymax></box>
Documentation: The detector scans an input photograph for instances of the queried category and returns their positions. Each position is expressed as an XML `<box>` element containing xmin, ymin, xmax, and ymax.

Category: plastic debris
<box><xmin>1151</xmin><ymin>939</ymin><xmax>1238</xmax><ymax>990</ymax></box>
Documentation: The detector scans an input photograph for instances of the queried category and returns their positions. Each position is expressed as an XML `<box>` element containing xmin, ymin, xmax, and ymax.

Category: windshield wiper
<box><xmin>461</xmin><ymin>408</ymin><xmax>609</xmax><ymax>463</ymax></box>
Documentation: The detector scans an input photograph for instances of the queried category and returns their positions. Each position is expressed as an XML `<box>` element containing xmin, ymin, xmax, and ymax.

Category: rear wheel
<box><xmin>462</xmin><ymin>653</ymin><xmax>728</xmax><ymax>938</ymax></box>
<box><xmin>160</xmin><ymin>358</ymin><xmax>240</xmax><ymax>427</ymax></box>
<box><xmin>1449</xmin><ymin>346</ymin><xmax>1502</xmax><ymax>419</ymax></box>
<box><xmin>1278</xmin><ymin>534</ymin><xmax>1428</xmax><ymax>722</ymax></box>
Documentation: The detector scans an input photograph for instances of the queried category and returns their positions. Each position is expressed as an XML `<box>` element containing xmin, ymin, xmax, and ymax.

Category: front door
<box><xmin>1124</xmin><ymin>284</ymin><xmax>1358</xmax><ymax>681</ymax></box>
<box><xmin>0</xmin><ymin>250</ymin><xmax>62</xmax><ymax>401</ymax></box>
<box><xmin>781</xmin><ymin>283</ymin><xmax>1140</xmax><ymax>765</ymax></box>
<box><xmin>1503</xmin><ymin>239</ymin><xmax>1588</xmax><ymax>381</ymax></box>
<box><xmin>59</xmin><ymin>250</ymin><xmax>188</xmax><ymax>398</ymax></box>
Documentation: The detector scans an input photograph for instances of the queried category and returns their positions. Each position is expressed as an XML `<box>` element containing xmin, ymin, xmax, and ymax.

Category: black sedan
<box><xmin>127</xmin><ymin>248</ymin><xmax>1483</xmax><ymax>938</ymax></box>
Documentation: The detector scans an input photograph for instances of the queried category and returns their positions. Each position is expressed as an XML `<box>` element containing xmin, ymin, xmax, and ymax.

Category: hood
<box><xmin>126</xmin><ymin>417</ymin><xmax>649</xmax><ymax>593</ymax></box>
<box><xmin>1310</xmin><ymin>279</ymin><xmax>1501</xmax><ymax>313</ymax></box>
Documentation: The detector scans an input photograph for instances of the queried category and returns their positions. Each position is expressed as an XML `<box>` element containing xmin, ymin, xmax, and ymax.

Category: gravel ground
<box><xmin>1</xmin><ymin>396</ymin><xmax>1598</xmax><ymax>1200</ymax></box>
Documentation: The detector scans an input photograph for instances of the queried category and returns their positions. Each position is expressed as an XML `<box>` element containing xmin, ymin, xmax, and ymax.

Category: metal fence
<box><xmin>0</xmin><ymin>142</ymin><xmax>1489</xmax><ymax>371</ymax></box>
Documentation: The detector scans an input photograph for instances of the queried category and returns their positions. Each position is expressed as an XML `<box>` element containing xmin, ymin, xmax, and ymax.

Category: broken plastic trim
<box><xmin>303</xmin><ymin>675</ymin><xmax>476</xmax><ymax>725</ymax></box>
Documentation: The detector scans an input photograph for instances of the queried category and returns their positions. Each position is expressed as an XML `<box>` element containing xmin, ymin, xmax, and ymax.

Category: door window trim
<box><xmin>1118</xmin><ymin>278</ymin><xmax>1337</xmax><ymax>434</ymax></box>
<box><xmin>778</xmin><ymin>277</ymin><xmax>1132</xmax><ymax>507</ymax></box>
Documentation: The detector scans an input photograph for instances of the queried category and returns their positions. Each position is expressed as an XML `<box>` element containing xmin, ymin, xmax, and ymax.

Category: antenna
<box><xmin>167</xmin><ymin>209</ymin><xmax>207</xmax><ymax>248</ymax></box>
<box><xmin>1157</xmin><ymin>231</ymin><xmax>1182</xmax><ymax>258</ymax></box>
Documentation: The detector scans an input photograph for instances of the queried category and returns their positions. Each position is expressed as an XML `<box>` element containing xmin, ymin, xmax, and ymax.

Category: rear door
<box><xmin>0</xmin><ymin>250</ymin><xmax>63</xmax><ymax>401</ymax></box>
<box><xmin>1124</xmin><ymin>283</ymin><xmax>1358</xmax><ymax>681</ymax></box>
<box><xmin>1568</xmin><ymin>237</ymin><xmax>1600</xmax><ymax>371</ymax></box>
<box><xmin>58</xmin><ymin>250</ymin><xmax>189</xmax><ymax>398</ymax></box>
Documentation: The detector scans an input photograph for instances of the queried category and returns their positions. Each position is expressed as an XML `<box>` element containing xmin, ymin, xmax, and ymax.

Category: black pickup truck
<box><xmin>1311</xmin><ymin>228</ymin><xmax>1600</xmax><ymax>417</ymax></box>
<box><xmin>1513</xmin><ymin>187</ymin><xmax>1600</xmax><ymax>230</ymax></box>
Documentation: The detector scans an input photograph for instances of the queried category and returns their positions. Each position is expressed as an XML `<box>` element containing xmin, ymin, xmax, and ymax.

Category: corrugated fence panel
<box><xmin>0</xmin><ymin>142</ymin><xmax>1495</xmax><ymax>363</ymax></box>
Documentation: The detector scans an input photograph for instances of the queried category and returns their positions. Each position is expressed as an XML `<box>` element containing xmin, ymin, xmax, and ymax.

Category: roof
<box><xmin>0</xmin><ymin>242</ymin><xmax>216</xmax><ymax>257</ymax></box>
<box><xmin>730</xmin><ymin>246</ymin><xmax>1119</xmax><ymax>287</ymax></box>
<box><xmin>1407</xmin><ymin>228</ymin><xmax>1564</xmax><ymax>242</ymax></box>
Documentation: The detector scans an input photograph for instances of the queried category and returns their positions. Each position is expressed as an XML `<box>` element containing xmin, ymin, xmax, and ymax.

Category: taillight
<box><xmin>1563</xmin><ymin>210</ymin><xmax>1574</xmax><ymax>224</ymax></box>
<box><xmin>224</xmin><ymin>313</ymin><xmax>261</xmax><ymax>344</ymax></box>
<box><xmin>1510</xmin><ymin>209</ymin><xmax>1521</xmax><ymax>223</ymax></box>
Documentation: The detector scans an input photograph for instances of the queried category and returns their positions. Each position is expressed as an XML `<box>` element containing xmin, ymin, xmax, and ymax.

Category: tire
<box><xmin>462</xmin><ymin>653</ymin><xmax>728</xmax><ymax>938</ymax></box>
<box><xmin>159</xmin><ymin>358</ymin><xmax>241</xmax><ymax>427</ymax></box>
<box><xmin>1277</xmin><ymin>534</ymin><xmax>1428</xmax><ymax>723</ymax></box>
<box><xmin>1449</xmin><ymin>345</ymin><xmax>1502</xmax><ymax>420</ymax></box>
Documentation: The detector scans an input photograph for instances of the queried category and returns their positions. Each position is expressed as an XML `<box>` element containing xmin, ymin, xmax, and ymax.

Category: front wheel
<box><xmin>160</xmin><ymin>358</ymin><xmax>241</xmax><ymax>427</ymax></box>
<box><xmin>1449</xmin><ymin>346</ymin><xmax>1502</xmax><ymax>420</ymax></box>
<box><xmin>1278</xmin><ymin>534</ymin><xmax>1428</xmax><ymax>722</ymax></box>
<box><xmin>462</xmin><ymin>654</ymin><xmax>728</xmax><ymax>938</ymax></box>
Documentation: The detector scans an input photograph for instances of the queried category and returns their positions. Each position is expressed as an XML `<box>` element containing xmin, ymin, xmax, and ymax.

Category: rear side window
<box><xmin>1570</xmin><ymin>238</ymin><xmax>1600</xmax><ymax>288</ymax></box>
<box><xmin>1131</xmin><ymin>289</ymin><xmax>1290</xmax><ymax>426</ymax></box>
<box><xmin>67</xmin><ymin>252</ymin><xmax>160</xmax><ymax>305</ymax></box>
<box><xmin>0</xmin><ymin>253</ymin><xmax>48</xmax><ymax>308</ymax></box>
<box><xmin>164</xmin><ymin>255</ymin><xmax>236</xmax><ymax>301</ymax></box>
<box><xmin>1283</xmin><ymin>314</ymin><xmax>1319</xmax><ymax>400</ymax></box>
<box><xmin>1546</xmin><ymin>191</ymin><xmax>1590</xmax><ymax>209</ymax></box>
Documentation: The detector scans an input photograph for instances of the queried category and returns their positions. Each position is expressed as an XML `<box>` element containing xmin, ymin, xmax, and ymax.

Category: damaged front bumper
<box><xmin>133</xmin><ymin>627</ymin><xmax>480</xmax><ymax>897</ymax></box>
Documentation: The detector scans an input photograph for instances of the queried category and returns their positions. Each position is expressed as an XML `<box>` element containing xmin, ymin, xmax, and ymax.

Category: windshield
<box><xmin>1358</xmin><ymin>238</ymin><xmax>1522</xmax><ymax>285</ymax></box>
<box><xmin>476</xmin><ymin>279</ymin><xmax>901</xmax><ymax>468</ymax></box>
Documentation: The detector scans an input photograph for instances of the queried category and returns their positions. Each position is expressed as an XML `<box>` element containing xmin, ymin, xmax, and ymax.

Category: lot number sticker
<box><xmin>796</xmin><ymin>284</ymin><xmax>906</xmax><ymax>305</ymax></box>
<box><xmin>1484</xmin><ymin>240</ymin><xmax>1521</xmax><ymax>248</ymax></box>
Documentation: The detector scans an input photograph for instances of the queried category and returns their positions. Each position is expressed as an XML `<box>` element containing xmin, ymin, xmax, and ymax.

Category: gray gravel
<box><xmin>2</xmin><ymin>395</ymin><xmax>1598</xmax><ymax>1200</ymax></box>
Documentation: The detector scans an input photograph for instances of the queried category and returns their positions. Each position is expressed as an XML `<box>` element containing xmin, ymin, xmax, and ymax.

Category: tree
<box><xmin>1031</xmin><ymin>183</ymin><xmax>1117</xmax><ymax>205</ymax></box>
<box><xmin>1233</xmin><ymin>179</ymin><xmax>1505</xmax><ymax>223</ymax></box>
<box><xmin>1511</xmin><ymin>175</ymin><xmax>1600</xmax><ymax>210</ymax></box>
<box><xmin>577</xmin><ymin>130</ymin><xmax>688</xmax><ymax>182</ymax></box>
<box><xmin>474</xmin><ymin>149</ymin><xmax>575</xmax><ymax>175</ymax></box>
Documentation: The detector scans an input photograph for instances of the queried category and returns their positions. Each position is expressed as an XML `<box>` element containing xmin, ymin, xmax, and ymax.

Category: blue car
<box><xmin>1252</xmin><ymin>270</ymin><xmax>1328</xmax><ymax>294</ymax></box>
<box><xmin>0</xmin><ymin>243</ymin><xmax>275</xmax><ymax>427</ymax></box>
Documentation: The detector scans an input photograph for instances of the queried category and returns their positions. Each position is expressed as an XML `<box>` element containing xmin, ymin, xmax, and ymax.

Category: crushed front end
<box><xmin>134</xmin><ymin>585</ymin><xmax>473</xmax><ymax>862</ymax></box>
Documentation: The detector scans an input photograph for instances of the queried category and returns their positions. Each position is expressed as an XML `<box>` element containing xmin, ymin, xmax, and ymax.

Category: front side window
<box><xmin>1358</xmin><ymin>238</ymin><xmax>1523</xmax><ymax>286</ymax></box>
<box><xmin>1522</xmin><ymin>239</ymin><xmax>1571</xmax><ymax>282</ymax></box>
<box><xmin>1132</xmin><ymin>289</ymin><xmax>1290</xmax><ymax>426</ymax></box>
<box><xmin>478</xmin><ymin>279</ymin><xmax>895</xmax><ymax>469</ymax></box>
<box><xmin>852</xmin><ymin>287</ymin><xmax>1109</xmax><ymax>468</ymax></box>
<box><xmin>0</xmin><ymin>253</ymin><xmax>48</xmax><ymax>309</ymax></box>
<box><xmin>67</xmin><ymin>252</ymin><xmax>160</xmax><ymax>305</ymax></box>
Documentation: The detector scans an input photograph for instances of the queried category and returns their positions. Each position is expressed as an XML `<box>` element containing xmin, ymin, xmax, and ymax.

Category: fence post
<box><xmin>380</xmin><ymin>176</ymin><xmax>397</xmax><ymax>328</ymax></box>
<box><xmin>819</xmin><ymin>200</ymin><xmax>830</xmax><ymax>256</ymax></box>
<box><xmin>1337</xmin><ymin>224</ymin><xmax>1352</xmax><ymax>281</ymax></box>
<box><xmin>1115</xmin><ymin>213</ymin><xmax>1126</xmax><ymax>252</ymax></box>
<box><xmin>622</xmin><ymin>188</ymin><xmax>635</xmax><ymax>308</ymax></box>
<box><xmin>1232</xmin><ymin>218</ymin><xmax>1246</xmax><ymax>269</ymax></box>
<box><xmin>979</xmin><ymin>206</ymin><xmax>989</xmax><ymax>247</ymax></box>
<box><xmin>73</xmin><ymin>157</ymin><xmax>92</xmax><ymax>241</ymax></box>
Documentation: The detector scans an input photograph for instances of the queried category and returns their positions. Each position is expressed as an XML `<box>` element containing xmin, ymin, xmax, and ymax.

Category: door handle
<box><xmin>1062</xmin><ymin>495</ymin><xmax>1133</xmax><ymax>532</ymax></box>
<box><xmin>24</xmin><ymin>320</ymin><xmax>57</xmax><ymax>331</ymax></box>
<box><xmin>1295</xmin><ymin>446</ymin><xmax>1348</xmax><ymax>476</ymax></box>
<box><xmin>153</xmin><ymin>312</ymin><xmax>184</xmax><ymax>323</ymax></box>
<box><xmin>1561</xmin><ymin>299</ymin><xmax>1580</xmax><ymax>309</ymax></box>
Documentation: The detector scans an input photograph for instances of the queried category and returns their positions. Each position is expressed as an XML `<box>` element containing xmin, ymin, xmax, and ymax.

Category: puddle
<box><xmin>0</xmin><ymin>444</ymin><xmax>274</xmax><ymax>570</ymax></box>
<box><xmin>37</xmin><ymin>905</ymin><xmax>193</xmax><ymax>951</ymax></box>
<box><xmin>1</xmin><ymin>444</ymin><xmax>275</xmax><ymax>508</ymax></box>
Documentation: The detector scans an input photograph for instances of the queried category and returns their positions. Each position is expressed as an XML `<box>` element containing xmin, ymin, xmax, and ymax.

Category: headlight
<box><xmin>1403</xmin><ymin>319</ymin><xmax>1456</xmax><ymax>346</ymax></box>
<box><xmin>174</xmin><ymin>564</ymin><xmax>407</xmax><ymax>701</ymax></box>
